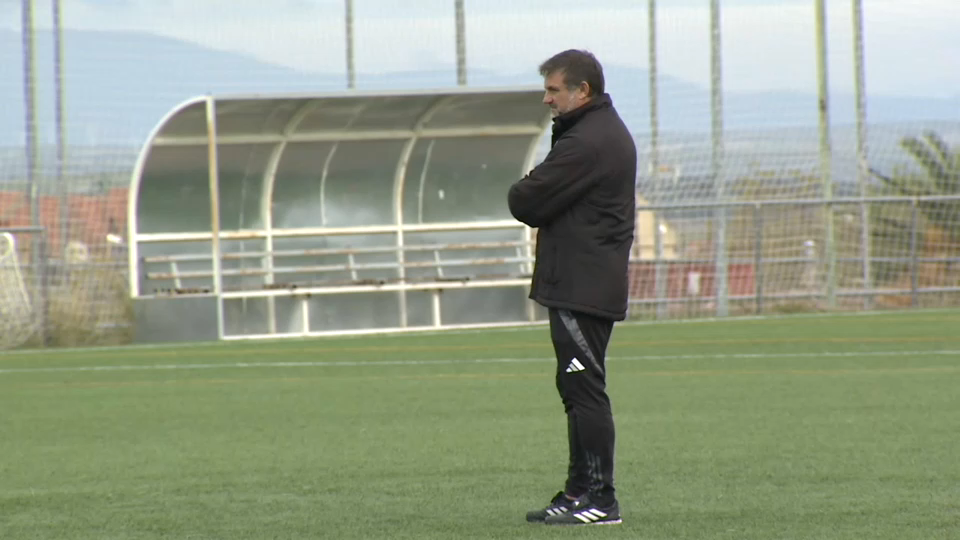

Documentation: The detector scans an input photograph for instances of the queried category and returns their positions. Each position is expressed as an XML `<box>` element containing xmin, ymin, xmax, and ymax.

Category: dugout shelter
<box><xmin>128</xmin><ymin>87</ymin><xmax>553</xmax><ymax>343</ymax></box>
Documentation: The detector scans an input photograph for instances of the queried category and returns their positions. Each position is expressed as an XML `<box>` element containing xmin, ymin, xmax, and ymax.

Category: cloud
<box><xmin>4</xmin><ymin>0</ymin><xmax>958</xmax><ymax>97</ymax></box>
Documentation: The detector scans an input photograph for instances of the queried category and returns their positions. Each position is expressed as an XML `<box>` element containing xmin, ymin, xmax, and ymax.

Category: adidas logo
<box><xmin>565</xmin><ymin>358</ymin><xmax>586</xmax><ymax>373</ymax></box>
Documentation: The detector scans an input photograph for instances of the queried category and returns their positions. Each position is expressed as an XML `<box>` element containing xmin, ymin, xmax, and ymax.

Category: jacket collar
<box><xmin>552</xmin><ymin>93</ymin><xmax>613</xmax><ymax>133</ymax></box>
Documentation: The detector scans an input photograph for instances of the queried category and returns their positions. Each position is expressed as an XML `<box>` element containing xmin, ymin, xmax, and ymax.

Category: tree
<box><xmin>871</xmin><ymin>131</ymin><xmax>960</xmax><ymax>242</ymax></box>
<box><xmin>869</xmin><ymin>131</ymin><xmax>960</xmax><ymax>286</ymax></box>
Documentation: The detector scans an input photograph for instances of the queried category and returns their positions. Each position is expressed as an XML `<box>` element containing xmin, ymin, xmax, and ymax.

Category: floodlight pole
<box><xmin>53</xmin><ymin>0</ymin><xmax>69</xmax><ymax>263</ymax></box>
<box><xmin>455</xmin><ymin>0</ymin><xmax>467</xmax><ymax>85</ymax></box>
<box><xmin>853</xmin><ymin>0</ymin><xmax>871</xmax><ymax>308</ymax></box>
<box><xmin>815</xmin><ymin>0</ymin><xmax>837</xmax><ymax>309</ymax></box>
<box><xmin>21</xmin><ymin>0</ymin><xmax>48</xmax><ymax>343</ymax></box>
<box><xmin>345</xmin><ymin>0</ymin><xmax>356</xmax><ymax>89</ymax></box>
<box><xmin>21</xmin><ymin>0</ymin><xmax>39</xmax><ymax>235</ymax></box>
<box><xmin>710</xmin><ymin>0</ymin><xmax>728</xmax><ymax>317</ymax></box>
<box><xmin>649</xmin><ymin>0</ymin><xmax>667</xmax><ymax>320</ymax></box>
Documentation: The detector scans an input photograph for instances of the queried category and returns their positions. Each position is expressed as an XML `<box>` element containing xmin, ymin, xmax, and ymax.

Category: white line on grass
<box><xmin>1</xmin><ymin>349</ymin><xmax>958</xmax><ymax>375</ymax></box>
<box><xmin>4</xmin><ymin>308</ymin><xmax>959</xmax><ymax>358</ymax></box>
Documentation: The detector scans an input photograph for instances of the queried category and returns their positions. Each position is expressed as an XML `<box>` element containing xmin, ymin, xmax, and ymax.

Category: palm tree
<box><xmin>869</xmin><ymin>131</ymin><xmax>960</xmax><ymax>284</ymax></box>
<box><xmin>871</xmin><ymin>131</ymin><xmax>960</xmax><ymax>239</ymax></box>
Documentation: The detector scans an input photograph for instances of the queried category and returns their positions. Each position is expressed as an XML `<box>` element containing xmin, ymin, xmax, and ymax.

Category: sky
<box><xmin>1</xmin><ymin>0</ymin><xmax>958</xmax><ymax>98</ymax></box>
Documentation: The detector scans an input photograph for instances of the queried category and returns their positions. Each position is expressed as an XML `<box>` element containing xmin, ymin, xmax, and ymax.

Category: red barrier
<box><xmin>628</xmin><ymin>262</ymin><xmax>755</xmax><ymax>299</ymax></box>
<box><xmin>0</xmin><ymin>188</ymin><xmax>128</xmax><ymax>252</ymax></box>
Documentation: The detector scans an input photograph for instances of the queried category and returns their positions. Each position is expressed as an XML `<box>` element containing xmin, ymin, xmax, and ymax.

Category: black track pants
<box><xmin>548</xmin><ymin>308</ymin><xmax>616</xmax><ymax>505</ymax></box>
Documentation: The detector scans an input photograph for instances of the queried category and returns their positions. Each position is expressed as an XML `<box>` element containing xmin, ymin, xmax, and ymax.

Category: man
<box><xmin>507</xmin><ymin>49</ymin><xmax>636</xmax><ymax>526</ymax></box>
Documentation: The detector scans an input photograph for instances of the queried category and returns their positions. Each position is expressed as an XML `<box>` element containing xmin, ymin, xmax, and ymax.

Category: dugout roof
<box><xmin>127</xmin><ymin>87</ymin><xmax>552</xmax><ymax>297</ymax></box>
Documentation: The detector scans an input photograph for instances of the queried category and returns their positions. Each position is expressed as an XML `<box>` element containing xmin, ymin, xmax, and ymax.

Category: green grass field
<box><xmin>2</xmin><ymin>310</ymin><xmax>959</xmax><ymax>539</ymax></box>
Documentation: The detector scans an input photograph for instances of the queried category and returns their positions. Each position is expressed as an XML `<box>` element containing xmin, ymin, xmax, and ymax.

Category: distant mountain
<box><xmin>1</xmin><ymin>29</ymin><xmax>958</xmax><ymax>193</ymax></box>
<box><xmin>2</xmin><ymin>28</ymin><xmax>959</xmax><ymax>148</ymax></box>
<box><xmin>0</xmin><ymin>29</ymin><xmax>330</xmax><ymax>147</ymax></box>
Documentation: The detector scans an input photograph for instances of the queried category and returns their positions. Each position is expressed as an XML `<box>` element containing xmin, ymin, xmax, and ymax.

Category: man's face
<box><xmin>542</xmin><ymin>71</ymin><xmax>590</xmax><ymax>117</ymax></box>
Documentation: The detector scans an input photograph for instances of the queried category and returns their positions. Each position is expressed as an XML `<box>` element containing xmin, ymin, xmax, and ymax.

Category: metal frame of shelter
<box><xmin>128</xmin><ymin>87</ymin><xmax>553</xmax><ymax>343</ymax></box>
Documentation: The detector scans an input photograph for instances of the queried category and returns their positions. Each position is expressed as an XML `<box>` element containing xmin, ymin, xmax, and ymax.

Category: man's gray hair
<box><xmin>538</xmin><ymin>49</ymin><xmax>605</xmax><ymax>96</ymax></box>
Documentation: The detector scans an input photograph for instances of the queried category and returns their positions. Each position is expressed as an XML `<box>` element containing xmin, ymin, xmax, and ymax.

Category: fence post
<box><xmin>53</xmin><ymin>0</ymin><xmax>69</xmax><ymax>278</ymax></box>
<box><xmin>815</xmin><ymin>0</ymin><xmax>837</xmax><ymax>309</ymax></box>
<box><xmin>852</xmin><ymin>0</ymin><xmax>871</xmax><ymax>309</ymax></box>
<box><xmin>710</xmin><ymin>0</ymin><xmax>728</xmax><ymax>317</ymax></box>
<box><xmin>754</xmin><ymin>203</ymin><xmax>763</xmax><ymax>314</ymax></box>
<box><xmin>21</xmin><ymin>0</ymin><xmax>40</xmax><ymax>251</ymax></box>
<box><xmin>649</xmin><ymin>0</ymin><xmax>667</xmax><ymax>319</ymax></box>
<box><xmin>38</xmin><ymin>229</ymin><xmax>50</xmax><ymax>346</ymax></box>
<box><xmin>909</xmin><ymin>198</ymin><xmax>919</xmax><ymax>307</ymax></box>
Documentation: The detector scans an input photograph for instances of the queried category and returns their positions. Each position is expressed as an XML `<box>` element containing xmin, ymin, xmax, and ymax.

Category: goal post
<box><xmin>0</xmin><ymin>232</ymin><xmax>37</xmax><ymax>350</ymax></box>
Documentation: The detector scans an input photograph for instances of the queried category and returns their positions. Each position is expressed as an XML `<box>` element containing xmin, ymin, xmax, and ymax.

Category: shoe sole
<box><xmin>544</xmin><ymin>518</ymin><xmax>622</xmax><ymax>526</ymax></box>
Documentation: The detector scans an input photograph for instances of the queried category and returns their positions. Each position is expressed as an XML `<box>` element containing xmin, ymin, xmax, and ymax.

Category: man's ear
<box><xmin>578</xmin><ymin>81</ymin><xmax>591</xmax><ymax>99</ymax></box>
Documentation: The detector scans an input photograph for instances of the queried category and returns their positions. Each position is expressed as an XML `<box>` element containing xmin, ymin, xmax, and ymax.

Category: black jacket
<box><xmin>508</xmin><ymin>94</ymin><xmax>636</xmax><ymax>321</ymax></box>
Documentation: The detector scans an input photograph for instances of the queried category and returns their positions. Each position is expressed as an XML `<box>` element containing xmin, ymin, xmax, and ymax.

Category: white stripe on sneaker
<box><xmin>570</xmin><ymin>508</ymin><xmax>610</xmax><ymax>523</ymax></box>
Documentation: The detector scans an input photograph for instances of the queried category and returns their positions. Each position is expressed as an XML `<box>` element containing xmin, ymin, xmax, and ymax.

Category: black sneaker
<box><xmin>543</xmin><ymin>494</ymin><xmax>621</xmax><ymax>526</ymax></box>
<box><xmin>525</xmin><ymin>491</ymin><xmax>575</xmax><ymax>522</ymax></box>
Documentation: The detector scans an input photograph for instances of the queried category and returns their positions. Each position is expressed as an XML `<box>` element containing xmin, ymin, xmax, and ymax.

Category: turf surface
<box><xmin>2</xmin><ymin>310</ymin><xmax>958</xmax><ymax>539</ymax></box>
